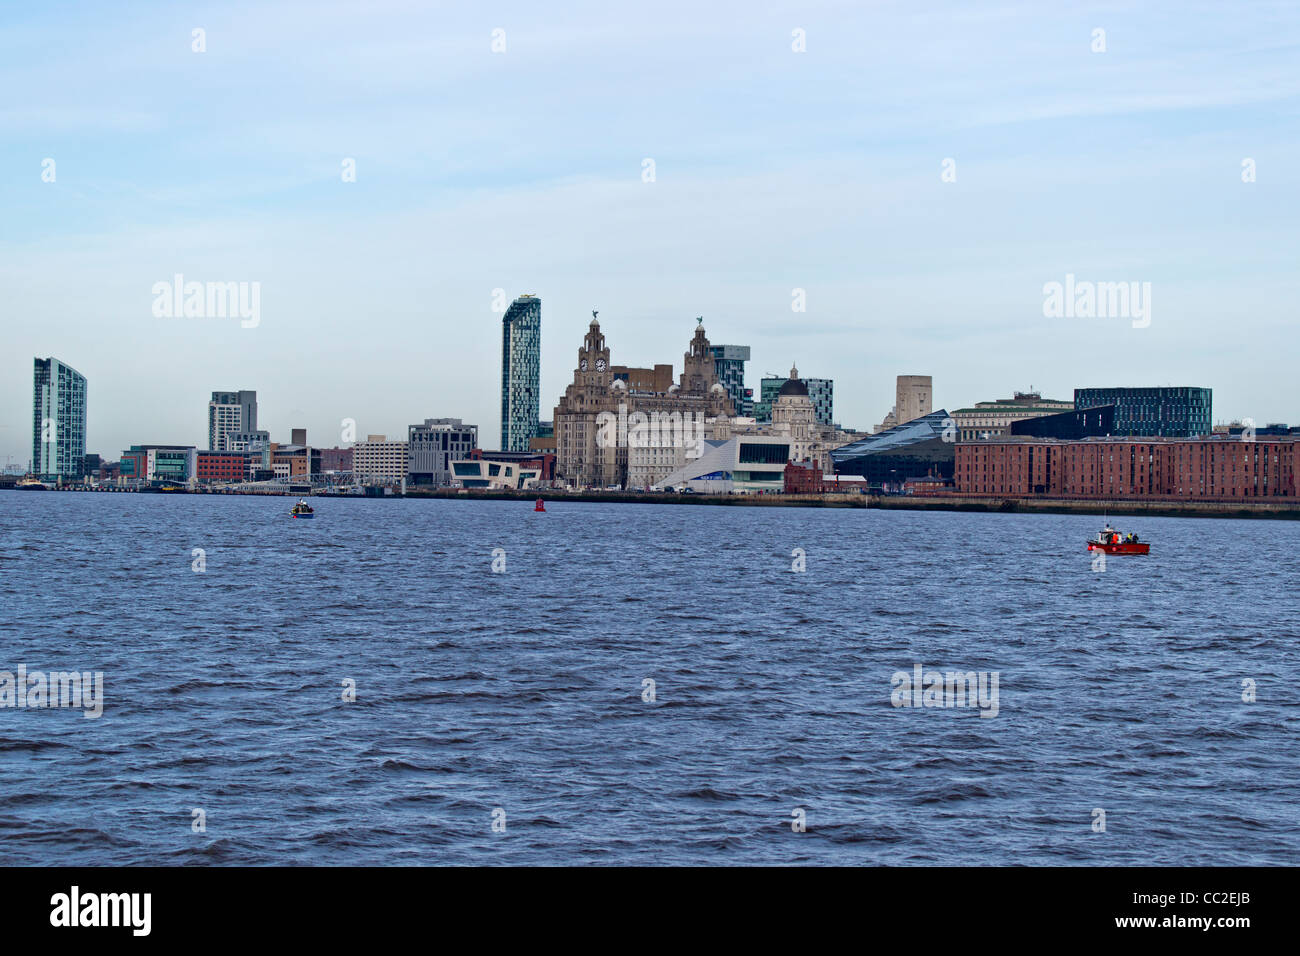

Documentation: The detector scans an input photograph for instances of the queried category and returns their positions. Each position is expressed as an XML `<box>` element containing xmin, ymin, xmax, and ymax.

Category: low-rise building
<box><xmin>196</xmin><ymin>450</ymin><xmax>250</xmax><ymax>483</ymax></box>
<box><xmin>450</xmin><ymin>459</ymin><xmax>541</xmax><ymax>490</ymax></box>
<box><xmin>119</xmin><ymin>445</ymin><xmax>198</xmax><ymax>483</ymax></box>
<box><xmin>655</xmin><ymin>435</ymin><xmax>792</xmax><ymax>494</ymax></box>
<box><xmin>955</xmin><ymin>435</ymin><xmax>1298</xmax><ymax>499</ymax></box>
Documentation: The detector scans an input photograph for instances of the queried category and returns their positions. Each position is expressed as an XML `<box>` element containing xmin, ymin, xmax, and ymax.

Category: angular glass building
<box><xmin>500</xmin><ymin>295</ymin><xmax>541</xmax><ymax>452</ymax></box>
<box><xmin>829</xmin><ymin>409</ymin><xmax>954</xmax><ymax>487</ymax></box>
<box><xmin>32</xmin><ymin>357</ymin><xmax>87</xmax><ymax>479</ymax></box>
<box><xmin>1074</xmin><ymin>386</ymin><xmax>1212</xmax><ymax>438</ymax></box>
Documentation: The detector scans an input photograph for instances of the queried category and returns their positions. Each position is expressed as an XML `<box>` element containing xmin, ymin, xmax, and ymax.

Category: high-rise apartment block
<box><xmin>501</xmin><ymin>295</ymin><xmax>541</xmax><ymax>452</ymax></box>
<box><xmin>209</xmin><ymin>390</ymin><xmax>263</xmax><ymax>451</ymax></box>
<box><xmin>32</xmin><ymin>357</ymin><xmax>87</xmax><ymax>479</ymax></box>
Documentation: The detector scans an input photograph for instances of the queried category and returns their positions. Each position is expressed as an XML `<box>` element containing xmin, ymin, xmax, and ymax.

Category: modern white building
<box><xmin>352</xmin><ymin>435</ymin><xmax>409</xmax><ymax>482</ymax></box>
<box><xmin>450</xmin><ymin>459</ymin><xmax>541</xmax><ymax>490</ymax></box>
<box><xmin>654</xmin><ymin>435</ymin><xmax>791</xmax><ymax>494</ymax></box>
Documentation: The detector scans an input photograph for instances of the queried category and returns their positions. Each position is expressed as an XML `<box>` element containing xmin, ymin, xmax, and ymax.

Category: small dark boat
<box><xmin>290</xmin><ymin>499</ymin><xmax>315</xmax><ymax>519</ymax></box>
<box><xmin>1086</xmin><ymin>525</ymin><xmax>1148</xmax><ymax>555</ymax></box>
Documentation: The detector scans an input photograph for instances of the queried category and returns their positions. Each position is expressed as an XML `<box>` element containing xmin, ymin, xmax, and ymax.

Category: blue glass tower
<box><xmin>501</xmin><ymin>295</ymin><xmax>542</xmax><ymax>451</ymax></box>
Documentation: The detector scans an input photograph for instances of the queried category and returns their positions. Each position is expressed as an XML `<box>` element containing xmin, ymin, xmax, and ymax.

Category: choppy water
<box><xmin>1</xmin><ymin>492</ymin><xmax>1297</xmax><ymax>865</ymax></box>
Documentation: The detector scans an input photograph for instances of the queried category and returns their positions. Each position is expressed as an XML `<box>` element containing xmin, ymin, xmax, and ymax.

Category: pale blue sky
<box><xmin>2</xmin><ymin>0</ymin><xmax>1298</xmax><ymax>462</ymax></box>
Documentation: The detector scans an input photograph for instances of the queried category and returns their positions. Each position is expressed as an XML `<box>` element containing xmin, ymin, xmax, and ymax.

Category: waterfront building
<box><xmin>501</xmin><ymin>294</ymin><xmax>542</xmax><ymax>452</ymax></box>
<box><xmin>195</xmin><ymin>450</ymin><xmax>250</xmax><ymax>483</ymax></box>
<box><xmin>753</xmin><ymin>374</ymin><xmax>833</xmax><ymax>426</ymax></box>
<box><xmin>32</xmin><ymin>357</ymin><xmax>87</xmax><ymax>480</ymax></box>
<box><xmin>830</xmin><ymin>410</ymin><xmax>955</xmax><ymax>490</ymax></box>
<box><xmin>1074</xmin><ymin>386</ymin><xmax>1212</xmax><ymax>438</ymax></box>
<box><xmin>627</xmin><ymin>366</ymin><xmax>858</xmax><ymax>487</ymax></box>
<box><xmin>450</xmin><ymin>458</ymin><xmax>542</xmax><ymax>490</ymax></box>
<box><xmin>468</xmin><ymin>449</ymin><xmax>556</xmax><ymax>482</ymax></box>
<box><xmin>552</xmin><ymin>317</ymin><xmax>734</xmax><ymax>488</ymax></box>
<box><xmin>352</xmin><ymin>435</ymin><xmax>409</xmax><ymax>482</ymax></box>
<box><xmin>208</xmin><ymin>390</ymin><xmax>260</xmax><ymax>451</ymax></box>
<box><xmin>950</xmin><ymin>392</ymin><xmax>1076</xmax><ymax>442</ymax></box>
<box><xmin>784</xmin><ymin>458</ymin><xmax>870</xmax><ymax>494</ymax></box>
<box><xmin>119</xmin><ymin>445</ymin><xmax>197</xmax><ymax>483</ymax></box>
<box><xmin>655</xmin><ymin>435</ymin><xmax>792</xmax><ymax>494</ymax></box>
<box><xmin>955</xmin><ymin>435</ymin><xmax>1298</xmax><ymax>499</ymax></box>
<box><xmin>708</xmin><ymin>344</ymin><xmax>752</xmax><ymax>417</ymax></box>
<box><xmin>408</xmin><ymin>418</ymin><xmax>478</xmax><ymax>486</ymax></box>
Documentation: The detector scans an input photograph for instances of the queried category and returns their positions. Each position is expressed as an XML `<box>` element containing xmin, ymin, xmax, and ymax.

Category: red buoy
<box><xmin>534</xmin><ymin>498</ymin><xmax>546</xmax><ymax>512</ymax></box>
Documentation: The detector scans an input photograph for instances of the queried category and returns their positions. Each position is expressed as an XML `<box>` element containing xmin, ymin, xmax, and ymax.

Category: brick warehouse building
<box><xmin>956</xmin><ymin>436</ymin><xmax>1299</xmax><ymax>500</ymax></box>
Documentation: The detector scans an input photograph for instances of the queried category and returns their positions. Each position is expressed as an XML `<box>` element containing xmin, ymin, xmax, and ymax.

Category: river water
<box><xmin>1</xmin><ymin>492</ymin><xmax>1296</xmax><ymax>864</ymax></box>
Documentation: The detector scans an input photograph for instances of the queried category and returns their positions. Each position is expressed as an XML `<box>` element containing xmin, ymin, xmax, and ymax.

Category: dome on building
<box><xmin>710</xmin><ymin>382</ymin><xmax>726</xmax><ymax>394</ymax></box>
<box><xmin>778</xmin><ymin>365</ymin><xmax>809</xmax><ymax>397</ymax></box>
<box><xmin>611</xmin><ymin>378</ymin><xmax>627</xmax><ymax>391</ymax></box>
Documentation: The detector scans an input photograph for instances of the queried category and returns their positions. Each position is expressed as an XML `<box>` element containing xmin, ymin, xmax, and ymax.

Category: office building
<box><xmin>119</xmin><ymin>445</ymin><xmax>198</xmax><ymax>483</ymax></box>
<box><xmin>408</xmin><ymin>418</ymin><xmax>478</xmax><ymax>486</ymax></box>
<box><xmin>450</xmin><ymin>458</ymin><xmax>542</xmax><ymax>490</ymax></box>
<box><xmin>501</xmin><ymin>294</ymin><xmax>542</xmax><ymax>452</ymax></box>
<box><xmin>1074</xmin><ymin>386</ymin><xmax>1212</xmax><ymax>438</ymax></box>
<box><xmin>32</xmin><ymin>357</ymin><xmax>87</xmax><ymax>480</ymax></box>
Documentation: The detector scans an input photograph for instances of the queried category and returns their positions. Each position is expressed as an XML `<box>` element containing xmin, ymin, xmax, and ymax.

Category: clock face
<box><xmin>595</xmin><ymin>359</ymin><xmax>607</xmax><ymax>371</ymax></box>
<box><xmin>580</xmin><ymin>359</ymin><xmax>589</xmax><ymax>371</ymax></box>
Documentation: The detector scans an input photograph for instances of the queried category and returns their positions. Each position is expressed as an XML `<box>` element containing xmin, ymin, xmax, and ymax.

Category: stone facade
<box><xmin>553</xmin><ymin>317</ymin><xmax>734</xmax><ymax>488</ymax></box>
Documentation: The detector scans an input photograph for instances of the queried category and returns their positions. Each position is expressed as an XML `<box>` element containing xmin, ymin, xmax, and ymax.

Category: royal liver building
<box><xmin>553</xmin><ymin>316</ymin><xmax>734</xmax><ymax>488</ymax></box>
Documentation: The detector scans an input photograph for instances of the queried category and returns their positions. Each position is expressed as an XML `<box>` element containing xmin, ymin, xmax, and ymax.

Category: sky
<box><xmin>2</xmin><ymin>0</ymin><xmax>1298</xmax><ymax>465</ymax></box>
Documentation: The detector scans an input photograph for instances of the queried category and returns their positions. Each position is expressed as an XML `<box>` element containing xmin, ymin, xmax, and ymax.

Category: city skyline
<box><xmin>4</xmin><ymin>1</ymin><xmax>1299</xmax><ymax>463</ymax></box>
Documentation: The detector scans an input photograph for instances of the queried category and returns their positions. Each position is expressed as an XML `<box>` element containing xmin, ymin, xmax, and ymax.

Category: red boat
<box><xmin>1086</xmin><ymin>526</ymin><xmax>1149</xmax><ymax>555</ymax></box>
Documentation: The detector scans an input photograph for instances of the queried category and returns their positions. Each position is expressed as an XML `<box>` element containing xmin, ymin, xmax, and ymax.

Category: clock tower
<box><xmin>577</xmin><ymin>312</ymin><xmax>612</xmax><ymax>388</ymax></box>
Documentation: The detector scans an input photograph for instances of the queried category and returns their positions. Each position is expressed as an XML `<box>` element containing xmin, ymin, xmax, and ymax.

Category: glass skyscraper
<box><xmin>500</xmin><ymin>295</ymin><xmax>541</xmax><ymax>451</ymax></box>
<box><xmin>32</xmin><ymin>357</ymin><xmax>87</xmax><ymax>479</ymax></box>
<box><xmin>707</xmin><ymin>344</ymin><xmax>751</xmax><ymax>417</ymax></box>
<box><xmin>1074</xmin><ymin>386</ymin><xmax>1212</xmax><ymax>438</ymax></box>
